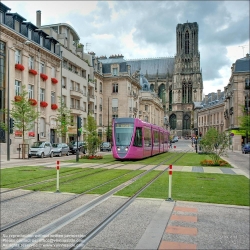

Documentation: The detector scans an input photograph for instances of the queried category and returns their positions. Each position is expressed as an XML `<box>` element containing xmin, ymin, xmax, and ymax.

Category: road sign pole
<box><xmin>56</xmin><ymin>160</ymin><xmax>60</xmax><ymax>193</ymax></box>
<box><xmin>166</xmin><ymin>164</ymin><xmax>174</xmax><ymax>201</ymax></box>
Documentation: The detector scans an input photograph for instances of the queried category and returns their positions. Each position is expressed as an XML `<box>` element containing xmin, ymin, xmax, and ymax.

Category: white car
<box><xmin>29</xmin><ymin>141</ymin><xmax>53</xmax><ymax>158</ymax></box>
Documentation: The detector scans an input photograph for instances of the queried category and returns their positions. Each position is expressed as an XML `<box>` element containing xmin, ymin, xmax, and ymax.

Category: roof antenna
<box><xmin>239</xmin><ymin>45</ymin><xmax>248</xmax><ymax>57</ymax></box>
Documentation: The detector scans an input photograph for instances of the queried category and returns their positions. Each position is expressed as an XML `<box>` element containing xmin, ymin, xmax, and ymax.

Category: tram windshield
<box><xmin>114</xmin><ymin>123</ymin><xmax>134</xmax><ymax>146</ymax></box>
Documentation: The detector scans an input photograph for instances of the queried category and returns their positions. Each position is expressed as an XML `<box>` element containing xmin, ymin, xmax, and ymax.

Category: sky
<box><xmin>3</xmin><ymin>0</ymin><xmax>249</xmax><ymax>95</ymax></box>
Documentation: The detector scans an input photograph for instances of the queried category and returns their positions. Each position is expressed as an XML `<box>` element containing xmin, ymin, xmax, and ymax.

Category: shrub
<box><xmin>200</xmin><ymin>159</ymin><xmax>229</xmax><ymax>166</ymax></box>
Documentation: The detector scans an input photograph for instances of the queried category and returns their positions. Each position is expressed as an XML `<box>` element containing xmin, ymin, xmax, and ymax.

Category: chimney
<box><xmin>217</xmin><ymin>89</ymin><xmax>221</xmax><ymax>100</ymax></box>
<box><xmin>36</xmin><ymin>10</ymin><xmax>41</xmax><ymax>28</ymax></box>
<box><xmin>205</xmin><ymin>95</ymin><xmax>208</xmax><ymax>104</ymax></box>
<box><xmin>246</xmin><ymin>53</ymin><xmax>249</xmax><ymax>58</ymax></box>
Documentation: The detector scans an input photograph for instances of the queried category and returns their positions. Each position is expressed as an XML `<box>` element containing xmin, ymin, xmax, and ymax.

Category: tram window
<box><xmin>133</xmin><ymin>127</ymin><xmax>142</xmax><ymax>147</ymax></box>
<box><xmin>154</xmin><ymin>131</ymin><xmax>159</xmax><ymax>146</ymax></box>
<box><xmin>144</xmin><ymin>128</ymin><xmax>151</xmax><ymax>147</ymax></box>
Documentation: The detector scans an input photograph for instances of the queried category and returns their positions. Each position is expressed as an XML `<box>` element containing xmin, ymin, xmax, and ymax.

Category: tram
<box><xmin>112</xmin><ymin>117</ymin><xmax>170</xmax><ymax>160</ymax></box>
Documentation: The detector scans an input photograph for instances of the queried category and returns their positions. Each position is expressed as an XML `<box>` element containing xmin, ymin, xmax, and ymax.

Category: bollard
<box><xmin>56</xmin><ymin>160</ymin><xmax>60</xmax><ymax>193</ymax></box>
<box><xmin>166</xmin><ymin>164</ymin><xmax>174</xmax><ymax>201</ymax></box>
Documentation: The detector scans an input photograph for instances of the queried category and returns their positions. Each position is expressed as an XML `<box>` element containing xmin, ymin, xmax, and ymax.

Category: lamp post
<box><xmin>107</xmin><ymin>97</ymin><xmax>110</xmax><ymax>142</ymax></box>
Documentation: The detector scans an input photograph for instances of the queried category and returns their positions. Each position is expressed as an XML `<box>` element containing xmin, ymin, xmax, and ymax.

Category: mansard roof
<box><xmin>200</xmin><ymin>91</ymin><xmax>225</xmax><ymax>109</ymax></box>
<box><xmin>234</xmin><ymin>55</ymin><xmax>250</xmax><ymax>73</ymax></box>
<box><xmin>0</xmin><ymin>2</ymin><xmax>11</xmax><ymax>12</ymax></box>
<box><xmin>126</xmin><ymin>57</ymin><xmax>175</xmax><ymax>78</ymax></box>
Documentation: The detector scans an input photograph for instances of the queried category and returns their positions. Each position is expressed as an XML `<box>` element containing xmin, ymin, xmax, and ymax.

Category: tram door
<box><xmin>50</xmin><ymin>129</ymin><xmax>55</xmax><ymax>144</ymax></box>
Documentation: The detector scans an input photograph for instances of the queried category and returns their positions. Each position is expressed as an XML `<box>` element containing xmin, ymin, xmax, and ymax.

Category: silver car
<box><xmin>29</xmin><ymin>141</ymin><xmax>53</xmax><ymax>158</ymax></box>
<box><xmin>52</xmin><ymin>143</ymin><xmax>70</xmax><ymax>157</ymax></box>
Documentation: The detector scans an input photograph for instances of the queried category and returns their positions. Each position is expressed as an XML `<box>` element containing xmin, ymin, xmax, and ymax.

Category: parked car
<box><xmin>171</xmin><ymin>136</ymin><xmax>179</xmax><ymax>143</ymax></box>
<box><xmin>100</xmin><ymin>142</ymin><xmax>112</xmax><ymax>151</ymax></box>
<box><xmin>242</xmin><ymin>143</ymin><xmax>250</xmax><ymax>154</ymax></box>
<box><xmin>52</xmin><ymin>143</ymin><xmax>70</xmax><ymax>157</ymax></box>
<box><xmin>29</xmin><ymin>141</ymin><xmax>53</xmax><ymax>158</ymax></box>
<box><xmin>69</xmin><ymin>141</ymin><xmax>86</xmax><ymax>154</ymax></box>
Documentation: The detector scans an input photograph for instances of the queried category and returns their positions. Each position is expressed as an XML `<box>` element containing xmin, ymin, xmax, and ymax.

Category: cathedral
<box><xmin>123</xmin><ymin>22</ymin><xmax>203</xmax><ymax>137</ymax></box>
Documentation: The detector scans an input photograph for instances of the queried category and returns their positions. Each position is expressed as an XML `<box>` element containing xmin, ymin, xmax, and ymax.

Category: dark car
<box><xmin>100</xmin><ymin>142</ymin><xmax>112</xmax><ymax>151</ymax></box>
<box><xmin>242</xmin><ymin>143</ymin><xmax>250</xmax><ymax>154</ymax></box>
<box><xmin>69</xmin><ymin>141</ymin><xmax>86</xmax><ymax>154</ymax></box>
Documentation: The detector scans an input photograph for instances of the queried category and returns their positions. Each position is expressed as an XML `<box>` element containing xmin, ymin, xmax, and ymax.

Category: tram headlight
<box><xmin>117</xmin><ymin>147</ymin><xmax>120</xmax><ymax>151</ymax></box>
<box><xmin>125</xmin><ymin>147</ymin><xmax>128</xmax><ymax>151</ymax></box>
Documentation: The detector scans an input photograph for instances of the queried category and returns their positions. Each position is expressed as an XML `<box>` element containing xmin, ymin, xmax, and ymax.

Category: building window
<box><xmin>82</xmin><ymin>69</ymin><xmax>86</xmax><ymax>78</ymax></box>
<box><xmin>14</xmin><ymin>20</ymin><xmax>20</xmax><ymax>32</ymax></box>
<box><xmin>62</xmin><ymin>95</ymin><xmax>66</xmax><ymax>106</ymax></box>
<box><xmin>29</xmin><ymin>56</ymin><xmax>34</xmax><ymax>69</ymax></box>
<box><xmin>28</xmin><ymin>29</ymin><xmax>32</xmax><ymax>39</ymax></box>
<box><xmin>112</xmin><ymin>98</ymin><xmax>118</xmax><ymax>113</ymax></box>
<box><xmin>112</xmin><ymin>68</ymin><xmax>118</xmax><ymax>76</ymax></box>
<box><xmin>169</xmin><ymin>114</ymin><xmax>176</xmax><ymax>130</ymax></box>
<box><xmin>145</xmin><ymin>105</ymin><xmax>148</xmax><ymax>111</ymax></box>
<box><xmin>100</xmin><ymin>82</ymin><xmax>102</xmax><ymax>93</ymax></box>
<box><xmin>40</xmin><ymin>88</ymin><xmax>45</xmax><ymax>101</ymax></box>
<box><xmin>15</xmin><ymin>80</ymin><xmax>21</xmax><ymax>95</ymax></box>
<box><xmin>185</xmin><ymin>30</ymin><xmax>189</xmax><ymax>54</ymax></box>
<box><xmin>28</xmin><ymin>85</ymin><xmax>34</xmax><ymax>98</ymax></box>
<box><xmin>15</xmin><ymin>49</ymin><xmax>21</xmax><ymax>64</ymax></box>
<box><xmin>40</xmin><ymin>36</ymin><xmax>44</xmax><ymax>46</ymax></box>
<box><xmin>245</xmin><ymin>78</ymin><xmax>250</xmax><ymax>89</ymax></box>
<box><xmin>40</xmin><ymin>117</ymin><xmax>46</xmax><ymax>137</ymax></box>
<box><xmin>62</xmin><ymin>77</ymin><xmax>66</xmax><ymax>88</ymax></box>
<box><xmin>183</xmin><ymin>114</ymin><xmax>190</xmax><ymax>129</ymax></box>
<box><xmin>40</xmin><ymin>62</ymin><xmax>45</xmax><ymax>73</ymax></box>
<box><xmin>0</xmin><ymin>11</ymin><xmax>3</xmax><ymax>23</ymax></box>
<box><xmin>51</xmin><ymin>92</ymin><xmax>55</xmax><ymax>103</ymax></box>
<box><xmin>51</xmin><ymin>66</ymin><xmax>55</xmax><ymax>77</ymax></box>
<box><xmin>112</xmin><ymin>114</ymin><xmax>118</xmax><ymax>119</ymax></box>
<box><xmin>112</xmin><ymin>83</ymin><xmax>118</xmax><ymax>93</ymax></box>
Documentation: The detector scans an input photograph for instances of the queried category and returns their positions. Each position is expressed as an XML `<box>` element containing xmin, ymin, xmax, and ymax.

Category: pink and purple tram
<box><xmin>112</xmin><ymin>117</ymin><xmax>170</xmax><ymax>160</ymax></box>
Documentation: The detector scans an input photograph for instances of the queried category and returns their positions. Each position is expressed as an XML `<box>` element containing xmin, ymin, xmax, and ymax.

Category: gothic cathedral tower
<box><xmin>169</xmin><ymin>22</ymin><xmax>203</xmax><ymax>137</ymax></box>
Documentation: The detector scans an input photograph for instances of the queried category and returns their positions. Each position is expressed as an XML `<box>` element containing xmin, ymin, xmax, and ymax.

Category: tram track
<box><xmin>3</xmin><ymin>151</ymin><xmax>190</xmax><ymax>250</ymax></box>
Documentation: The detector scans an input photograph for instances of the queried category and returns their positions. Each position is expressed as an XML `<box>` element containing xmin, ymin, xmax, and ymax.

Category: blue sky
<box><xmin>3</xmin><ymin>0</ymin><xmax>249</xmax><ymax>95</ymax></box>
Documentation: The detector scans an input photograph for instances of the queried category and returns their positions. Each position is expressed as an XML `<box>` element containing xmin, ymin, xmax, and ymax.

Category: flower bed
<box><xmin>15</xmin><ymin>64</ymin><xmax>25</xmax><ymax>71</ymax></box>
<box><xmin>200</xmin><ymin>159</ymin><xmax>229</xmax><ymax>166</ymax></box>
<box><xmin>40</xmin><ymin>73</ymin><xmax>48</xmax><ymax>81</ymax></box>
<box><xmin>51</xmin><ymin>104</ymin><xmax>58</xmax><ymax>110</ymax></box>
<box><xmin>40</xmin><ymin>101</ymin><xmax>48</xmax><ymax>108</ymax></box>
<box><xmin>29</xmin><ymin>69</ymin><xmax>38</xmax><ymax>75</ymax></box>
<box><xmin>80</xmin><ymin>155</ymin><xmax>103</xmax><ymax>160</ymax></box>
<box><xmin>51</xmin><ymin>78</ymin><xmax>58</xmax><ymax>84</ymax></box>
<box><xmin>29</xmin><ymin>98</ymin><xmax>37</xmax><ymax>106</ymax></box>
<box><xmin>14</xmin><ymin>96</ymin><xmax>22</xmax><ymax>102</ymax></box>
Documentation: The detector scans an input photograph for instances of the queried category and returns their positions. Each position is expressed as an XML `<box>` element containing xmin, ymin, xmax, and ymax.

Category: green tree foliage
<box><xmin>0</xmin><ymin>85</ymin><xmax>39</xmax><ymax>145</ymax></box>
<box><xmin>84</xmin><ymin>115</ymin><xmax>101</xmax><ymax>156</ymax></box>
<box><xmin>200</xmin><ymin>127</ymin><xmax>229</xmax><ymax>165</ymax></box>
<box><xmin>55</xmin><ymin>97</ymin><xmax>71</xmax><ymax>141</ymax></box>
<box><xmin>238</xmin><ymin>106</ymin><xmax>250</xmax><ymax>140</ymax></box>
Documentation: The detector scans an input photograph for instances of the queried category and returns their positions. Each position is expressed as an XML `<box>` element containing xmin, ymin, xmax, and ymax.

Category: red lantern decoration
<box><xmin>29</xmin><ymin>98</ymin><xmax>37</xmax><ymax>106</ymax></box>
<box><xmin>29</xmin><ymin>69</ymin><xmax>38</xmax><ymax>75</ymax></box>
<box><xmin>15</xmin><ymin>64</ymin><xmax>25</xmax><ymax>71</ymax></box>
<box><xmin>51</xmin><ymin>104</ymin><xmax>58</xmax><ymax>110</ymax></box>
<box><xmin>40</xmin><ymin>73</ymin><xmax>48</xmax><ymax>81</ymax></box>
<box><xmin>51</xmin><ymin>78</ymin><xmax>58</xmax><ymax>84</ymax></box>
<box><xmin>14</xmin><ymin>96</ymin><xmax>22</xmax><ymax>102</ymax></box>
<box><xmin>40</xmin><ymin>101</ymin><xmax>48</xmax><ymax>108</ymax></box>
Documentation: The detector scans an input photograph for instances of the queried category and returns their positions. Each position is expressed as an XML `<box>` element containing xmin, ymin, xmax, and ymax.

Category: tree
<box><xmin>84</xmin><ymin>115</ymin><xmax>101</xmax><ymax>156</ymax></box>
<box><xmin>1</xmin><ymin>85</ymin><xmax>39</xmax><ymax>158</ymax></box>
<box><xmin>238</xmin><ymin>106</ymin><xmax>250</xmax><ymax>143</ymax></box>
<box><xmin>55</xmin><ymin>97</ymin><xmax>71</xmax><ymax>142</ymax></box>
<box><xmin>199</xmin><ymin>127</ymin><xmax>230</xmax><ymax>165</ymax></box>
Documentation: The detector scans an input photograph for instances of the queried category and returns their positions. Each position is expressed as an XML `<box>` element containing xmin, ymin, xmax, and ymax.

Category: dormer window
<box><xmin>0</xmin><ymin>11</ymin><xmax>3</xmax><ymax>24</ymax></box>
<box><xmin>14</xmin><ymin>20</ymin><xmax>20</xmax><ymax>32</ymax></box>
<box><xmin>40</xmin><ymin>36</ymin><xmax>44</xmax><ymax>46</ymax></box>
<box><xmin>112</xmin><ymin>68</ymin><xmax>118</xmax><ymax>76</ymax></box>
<box><xmin>28</xmin><ymin>29</ymin><xmax>32</xmax><ymax>39</ymax></box>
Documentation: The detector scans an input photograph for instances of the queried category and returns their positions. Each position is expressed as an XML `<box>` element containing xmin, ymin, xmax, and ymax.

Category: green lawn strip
<box><xmin>0</xmin><ymin>166</ymin><xmax>85</xmax><ymax>188</ymax></box>
<box><xmin>170</xmin><ymin>153</ymin><xmax>232</xmax><ymax>167</ymax></box>
<box><xmin>115</xmin><ymin>171</ymin><xmax>161</xmax><ymax>197</ymax></box>
<box><xmin>66</xmin><ymin>152</ymin><xmax>232</xmax><ymax>167</ymax></box>
<box><xmin>25</xmin><ymin>168</ymin><xmax>106</xmax><ymax>191</ymax></box>
<box><xmin>137</xmin><ymin>172</ymin><xmax>249</xmax><ymax>206</ymax></box>
<box><xmin>87</xmin><ymin>170</ymin><xmax>144</xmax><ymax>195</ymax></box>
<box><xmin>30</xmin><ymin>169</ymin><xmax>132</xmax><ymax>193</ymax></box>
